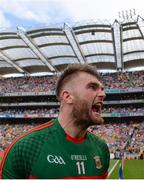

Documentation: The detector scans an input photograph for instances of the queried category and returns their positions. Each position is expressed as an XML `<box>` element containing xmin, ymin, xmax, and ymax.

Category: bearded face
<box><xmin>60</xmin><ymin>72</ymin><xmax>105</xmax><ymax>129</ymax></box>
<box><xmin>72</xmin><ymin>97</ymin><xmax>104</xmax><ymax>129</ymax></box>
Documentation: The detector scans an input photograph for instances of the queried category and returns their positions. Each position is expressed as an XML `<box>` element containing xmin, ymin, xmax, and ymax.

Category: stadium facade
<box><xmin>0</xmin><ymin>15</ymin><xmax>144</xmax><ymax>75</ymax></box>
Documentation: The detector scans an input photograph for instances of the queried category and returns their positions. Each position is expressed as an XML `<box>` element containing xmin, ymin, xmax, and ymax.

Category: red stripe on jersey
<box><xmin>0</xmin><ymin>120</ymin><xmax>54</xmax><ymax>179</ymax></box>
<box><xmin>29</xmin><ymin>175</ymin><xmax>37</xmax><ymax>179</ymax></box>
<box><xmin>61</xmin><ymin>171</ymin><xmax>108</xmax><ymax>179</ymax></box>
<box><xmin>29</xmin><ymin>171</ymin><xmax>108</xmax><ymax>179</ymax></box>
<box><xmin>101</xmin><ymin>171</ymin><xmax>108</xmax><ymax>179</ymax></box>
<box><xmin>66</xmin><ymin>134</ymin><xmax>86</xmax><ymax>144</ymax></box>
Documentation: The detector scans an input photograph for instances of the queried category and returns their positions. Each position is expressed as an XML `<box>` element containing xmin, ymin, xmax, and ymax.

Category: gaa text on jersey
<box><xmin>47</xmin><ymin>155</ymin><xmax>66</xmax><ymax>165</ymax></box>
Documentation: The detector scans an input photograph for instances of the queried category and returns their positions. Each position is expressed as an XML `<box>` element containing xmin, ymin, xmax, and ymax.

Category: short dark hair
<box><xmin>56</xmin><ymin>64</ymin><xmax>100</xmax><ymax>100</ymax></box>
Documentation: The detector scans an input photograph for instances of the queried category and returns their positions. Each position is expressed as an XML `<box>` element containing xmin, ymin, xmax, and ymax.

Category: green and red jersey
<box><xmin>0</xmin><ymin>118</ymin><xmax>110</xmax><ymax>179</ymax></box>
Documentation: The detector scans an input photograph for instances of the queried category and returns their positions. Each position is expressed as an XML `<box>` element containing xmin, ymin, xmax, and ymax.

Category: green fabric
<box><xmin>1</xmin><ymin>118</ymin><xmax>110</xmax><ymax>179</ymax></box>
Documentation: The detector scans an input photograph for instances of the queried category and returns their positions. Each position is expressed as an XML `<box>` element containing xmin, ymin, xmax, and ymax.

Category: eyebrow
<box><xmin>86</xmin><ymin>81</ymin><xmax>104</xmax><ymax>88</ymax></box>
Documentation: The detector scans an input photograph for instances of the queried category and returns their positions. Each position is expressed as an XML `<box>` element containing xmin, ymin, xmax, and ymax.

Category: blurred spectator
<box><xmin>0</xmin><ymin>71</ymin><xmax>143</xmax><ymax>94</ymax></box>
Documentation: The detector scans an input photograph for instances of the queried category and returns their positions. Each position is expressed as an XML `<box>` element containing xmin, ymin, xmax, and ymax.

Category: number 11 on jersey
<box><xmin>76</xmin><ymin>161</ymin><xmax>86</xmax><ymax>175</ymax></box>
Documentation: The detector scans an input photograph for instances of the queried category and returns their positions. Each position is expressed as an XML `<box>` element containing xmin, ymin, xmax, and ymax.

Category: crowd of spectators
<box><xmin>89</xmin><ymin>122</ymin><xmax>134</xmax><ymax>154</ymax></box>
<box><xmin>0</xmin><ymin>121</ymin><xmax>143</xmax><ymax>159</ymax></box>
<box><xmin>0</xmin><ymin>108</ymin><xmax>59</xmax><ymax>116</ymax></box>
<box><xmin>0</xmin><ymin>70</ymin><xmax>143</xmax><ymax>158</ymax></box>
<box><xmin>126</xmin><ymin>122</ymin><xmax>144</xmax><ymax>158</ymax></box>
<box><xmin>101</xmin><ymin>71</ymin><xmax>144</xmax><ymax>89</ymax></box>
<box><xmin>0</xmin><ymin>75</ymin><xmax>57</xmax><ymax>94</ymax></box>
<box><xmin>0</xmin><ymin>71</ymin><xmax>143</xmax><ymax>94</ymax></box>
<box><xmin>89</xmin><ymin>121</ymin><xmax>144</xmax><ymax>159</ymax></box>
<box><xmin>102</xmin><ymin>107</ymin><xmax>144</xmax><ymax>113</ymax></box>
<box><xmin>0</xmin><ymin>106</ymin><xmax>143</xmax><ymax>117</ymax></box>
<box><xmin>0</xmin><ymin>123</ymin><xmax>38</xmax><ymax>151</ymax></box>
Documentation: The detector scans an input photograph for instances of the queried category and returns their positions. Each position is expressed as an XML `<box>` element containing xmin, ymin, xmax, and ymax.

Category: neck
<box><xmin>58</xmin><ymin>111</ymin><xmax>87</xmax><ymax>139</ymax></box>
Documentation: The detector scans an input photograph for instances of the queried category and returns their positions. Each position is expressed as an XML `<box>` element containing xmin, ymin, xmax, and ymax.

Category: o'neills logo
<box><xmin>47</xmin><ymin>155</ymin><xmax>66</xmax><ymax>165</ymax></box>
<box><xmin>94</xmin><ymin>156</ymin><xmax>102</xmax><ymax>169</ymax></box>
<box><xmin>71</xmin><ymin>154</ymin><xmax>87</xmax><ymax>161</ymax></box>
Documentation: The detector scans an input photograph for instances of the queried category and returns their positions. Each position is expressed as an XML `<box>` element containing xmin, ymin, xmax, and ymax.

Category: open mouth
<box><xmin>92</xmin><ymin>102</ymin><xmax>102</xmax><ymax>114</ymax></box>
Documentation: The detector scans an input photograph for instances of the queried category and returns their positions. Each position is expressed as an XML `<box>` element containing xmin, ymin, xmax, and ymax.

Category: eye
<box><xmin>90</xmin><ymin>85</ymin><xmax>97</xmax><ymax>90</ymax></box>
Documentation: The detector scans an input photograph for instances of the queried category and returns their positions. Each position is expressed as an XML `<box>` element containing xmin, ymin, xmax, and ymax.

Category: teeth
<box><xmin>92</xmin><ymin>103</ymin><xmax>102</xmax><ymax>113</ymax></box>
<box><xmin>93</xmin><ymin>103</ymin><xmax>102</xmax><ymax>108</ymax></box>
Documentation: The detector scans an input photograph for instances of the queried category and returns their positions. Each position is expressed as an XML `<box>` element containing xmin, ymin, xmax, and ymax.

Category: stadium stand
<box><xmin>0</xmin><ymin>72</ymin><xmax>143</xmax><ymax>159</ymax></box>
<box><xmin>0</xmin><ymin>16</ymin><xmax>144</xmax><ymax>160</ymax></box>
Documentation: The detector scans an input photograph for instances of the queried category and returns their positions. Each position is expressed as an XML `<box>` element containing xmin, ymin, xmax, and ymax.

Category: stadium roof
<box><xmin>0</xmin><ymin>16</ymin><xmax>144</xmax><ymax>75</ymax></box>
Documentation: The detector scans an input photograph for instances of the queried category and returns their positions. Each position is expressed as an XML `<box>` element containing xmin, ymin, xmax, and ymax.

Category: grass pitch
<box><xmin>108</xmin><ymin>159</ymin><xmax>144</xmax><ymax>179</ymax></box>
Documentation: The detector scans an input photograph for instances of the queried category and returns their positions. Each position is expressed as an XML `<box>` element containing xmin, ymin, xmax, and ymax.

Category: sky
<box><xmin>0</xmin><ymin>0</ymin><xmax>144</xmax><ymax>30</ymax></box>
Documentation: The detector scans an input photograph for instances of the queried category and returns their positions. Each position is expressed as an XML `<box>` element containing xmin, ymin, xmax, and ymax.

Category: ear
<box><xmin>61</xmin><ymin>90</ymin><xmax>73</xmax><ymax>104</ymax></box>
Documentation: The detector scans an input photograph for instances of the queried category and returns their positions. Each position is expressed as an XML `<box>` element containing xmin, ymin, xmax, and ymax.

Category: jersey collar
<box><xmin>54</xmin><ymin>118</ymin><xmax>87</xmax><ymax>144</ymax></box>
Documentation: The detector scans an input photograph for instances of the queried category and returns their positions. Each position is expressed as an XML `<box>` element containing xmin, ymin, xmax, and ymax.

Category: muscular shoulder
<box><xmin>9</xmin><ymin>120</ymin><xmax>55</xmax><ymax>152</ymax></box>
<box><xmin>1</xmin><ymin>120</ymin><xmax>55</xmax><ymax>178</ymax></box>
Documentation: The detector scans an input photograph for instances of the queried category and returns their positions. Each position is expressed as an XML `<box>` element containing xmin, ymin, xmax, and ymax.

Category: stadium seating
<box><xmin>0</xmin><ymin>71</ymin><xmax>143</xmax><ymax>159</ymax></box>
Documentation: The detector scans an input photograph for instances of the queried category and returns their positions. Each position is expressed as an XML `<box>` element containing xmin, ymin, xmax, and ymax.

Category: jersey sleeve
<box><xmin>0</xmin><ymin>136</ymin><xmax>38</xmax><ymax>179</ymax></box>
<box><xmin>0</xmin><ymin>132</ymin><xmax>49</xmax><ymax>179</ymax></box>
<box><xmin>0</xmin><ymin>121</ymin><xmax>53</xmax><ymax>179</ymax></box>
<box><xmin>0</xmin><ymin>144</ymin><xmax>24</xmax><ymax>179</ymax></box>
